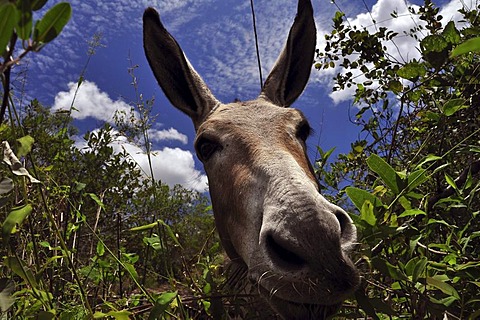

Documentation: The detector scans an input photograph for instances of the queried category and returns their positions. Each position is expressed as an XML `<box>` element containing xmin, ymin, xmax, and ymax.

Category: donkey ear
<box><xmin>143</xmin><ymin>8</ymin><xmax>219</xmax><ymax>129</ymax></box>
<box><xmin>260</xmin><ymin>0</ymin><xmax>316</xmax><ymax>107</ymax></box>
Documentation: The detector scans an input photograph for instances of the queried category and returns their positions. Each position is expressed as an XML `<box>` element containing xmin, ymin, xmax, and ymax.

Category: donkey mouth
<box><xmin>256</xmin><ymin>285</ymin><xmax>342</xmax><ymax>319</ymax></box>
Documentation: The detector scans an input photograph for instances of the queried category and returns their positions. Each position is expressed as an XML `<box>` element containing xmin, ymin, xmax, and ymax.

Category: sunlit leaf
<box><xmin>156</xmin><ymin>291</ymin><xmax>177</xmax><ymax>306</ymax></box>
<box><xmin>441</xmin><ymin>98</ymin><xmax>469</xmax><ymax>116</ymax></box>
<box><xmin>346</xmin><ymin>187</ymin><xmax>383</xmax><ymax>211</ymax></box>
<box><xmin>143</xmin><ymin>236</ymin><xmax>162</xmax><ymax>251</ymax></box>
<box><xmin>367</xmin><ymin>154</ymin><xmax>404</xmax><ymax>194</ymax></box>
<box><xmin>398</xmin><ymin>209</ymin><xmax>426</xmax><ymax>218</ymax></box>
<box><xmin>105</xmin><ymin>311</ymin><xmax>132</xmax><ymax>320</ymax></box>
<box><xmin>148</xmin><ymin>291</ymin><xmax>178</xmax><ymax>320</ymax></box>
<box><xmin>361</xmin><ymin>200</ymin><xmax>377</xmax><ymax>226</ymax></box>
<box><xmin>421</xmin><ymin>35</ymin><xmax>449</xmax><ymax>53</ymax></box>
<box><xmin>96</xmin><ymin>241</ymin><xmax>105</xmax><ymax>256</ymax></box>
<box><xmin>34</xmin><ymin>2</ymin><xmax>71</xmax><ymax>44</ymax></box>
<box><xmin>123</xmin><ymin>262</ymin><xmax>138</xmax><ymax>281</ymax></box>
<box><xmin>444</xmin><ymin>173</ymin><xmax>457</xmax><ymax>190</ymax></box>
<box><xmin>2</xmin><ymin>204</ymin><xmax>32</xmax><ymax>243</ymax></box>
<box><xmin>443</xmin><ymin>21</ymin><xmax>461</xmax><ymax>45</ymax></box>
<box><xmin>397</xmin><ymin>61</ymin><xmax>426</xmax><ymax>81</ymax></box>
<box><xmin>131</xmin><ymin>221</ymin><xmax>158</xmax><ymax>231</ymax></box>
<box><xmin>416</xmin><ymin>154</ymin><xmax>442</xmax><ymax>169</ymax></box>
<box><xmin>451</xmin><ymin>36</ymin><xmax>480</xmax><ymax>57</ymax></box>
<box><xmin>88</xmin><ymin>193</ymin><xmax>105</xmax><ymax>210</ymax></box>
<box><xmin>16</xmin><ymin>135</ymin><xmax>35</xmax><ymax>157</ymax></box>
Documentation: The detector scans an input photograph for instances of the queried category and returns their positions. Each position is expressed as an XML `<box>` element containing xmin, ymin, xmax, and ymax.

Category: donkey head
<box><xmin>143</xmin><ymin>0</ymin><xmax>359</xmax><ymax>318</ymax></box>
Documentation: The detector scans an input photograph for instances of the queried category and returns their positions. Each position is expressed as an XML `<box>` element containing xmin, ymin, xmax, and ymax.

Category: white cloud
<box><xmin>318</xmin><ymin>0</ymin><xmax>476</xmax><ymax>104</ymax></box>
<box><xmin>148</xmin><ymin>127</ymin><xmax>188</xmax><ymax>144</ymax></box>
<box><xmin>119</xmin><ymin>139</ymin><xmax>208</xmax><ymax>193</ymax></box>
<box><xmin>51</xmin><ymin>80</ymin><xmax>135</xmax><ymax>121</ymax></box>
<box><xmin>54</xmin><ymin>80</ymin><xmax>205</xmax><ymax>192</ymax></box>
<box><xmin>75</xmin><ymin>130</ymin><xmax>208</xmax><ymax>192</ymax></box>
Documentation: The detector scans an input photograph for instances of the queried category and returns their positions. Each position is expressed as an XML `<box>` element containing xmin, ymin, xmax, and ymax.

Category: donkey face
<box><xmin>143</xmin><ymin>1</ymin><xmax>359</xmax><ymax>318</ymax></box>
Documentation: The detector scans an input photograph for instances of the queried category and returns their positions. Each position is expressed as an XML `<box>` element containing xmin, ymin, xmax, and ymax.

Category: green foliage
<box><xmin>317</xmin><ymin>0</ymin><xmax>480</xmax><ymax>318</ymax></box>
<box><xmin>0</xmin><ymin>16</ymin><xmax>224</xmax><ymax>317</ymax></box>
<box><xmin>0</xmin><ymin>99</ymin><xmax>223</xmax><ymax>319</ymax></box>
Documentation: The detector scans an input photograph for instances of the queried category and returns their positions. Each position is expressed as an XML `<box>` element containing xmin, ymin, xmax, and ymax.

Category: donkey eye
<box><xmin>196</xmin><ymin>137</ymin><xmax>221</xmax><ymax>161</ymax></box>
<box><xmin>296</xmin><ymin>120</ymin><xmax>311</xmax><ymax>142</ymax></box>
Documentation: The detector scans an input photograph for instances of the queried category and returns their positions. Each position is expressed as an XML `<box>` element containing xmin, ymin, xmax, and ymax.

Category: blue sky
<box><xmin>13</xmin><ymin>0</ymin><xmax>472</xmax><ymax>192</ymax></box>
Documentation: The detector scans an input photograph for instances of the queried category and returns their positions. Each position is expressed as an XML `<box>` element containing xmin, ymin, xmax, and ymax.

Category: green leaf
<box><xmin>156</xmin><ymin>291</ymin><xmax>177</xmax><ymax>306</ymax></box>
<box><xmin>397</xmin><ymin>61</ymin><xmax>426</xmax><ymax>81</ymax></box>
<box><xmin>143</xmin><ymin>236</ymin><xmax>162</xmax><ymax>251</ymax></box>
<box><xmin>444</xmin><ymin>173</ymin><xmax>457</xmax><ymax>191</ymax></box>
<box><xmin>2</xmin><ymin>204</ymin><xmax>32</xmax><ymax>244</ymax></box>
<box><xmin>421</xmin><ymin>35</ymin><xmax>449</xmax><ymax>53</ymax></box>
<box><xmin>148</xmin><ymin>291</ymin><xmax>178</xmax><ymax>320</ymax></box>
<box><xmin>398</xmin><ymin>209</ymin><xmax>426</xmax><ymax>218</ymax></box>
<box><xmin>443</xmin><ymin>21</ymin><xmax>461</xmax><ymax>45</ymax></box>
<box><xmin>106</xmin><ymin>311</ymin><xmax>131</xmax><ymax>320</ymax></box>
<box><xmin>88</xmin><ymin>193</ymin><xmax>105</xmax><ymax>210</ymax></box>
<box><xmin>407</xmin><ymin>169</ymin><xmax>428</xmax><ymax>191</ymax></box>
<box><xmin>33</xmin><ymin>2</ymin><xmax>71</xmax><ymax>43</ymax></box>
<box><xmin>426</xmin><ymin>276</ymin><xmax>460</xmax><ymax>300</ymax></box>
<box><xmin>131</xmin><ymin>222</ymin><xmax>158</xmax><ymax>231</ymax></box>
<box><xmin>37</xmin><ymin>311</ymin><xmax>55</xmax><ymax>320</ymax></box>
<box><xmin>93</xmin><ymin>312</ymin><xmax>107</xmax><ymax>319</ymax></box>
<box><xmin>372</xmin><ymin>257</ymin><xmax>408</xmax><ymax>281</ymax></box>
<box><xmin>0</xmin><ymin>3</ymin><xmax>18</xmax><ymax>55</ymax></box>
<box><xmin>367</xmin><ymin>154</ymin><xmax>403</xmax><ymax>194</ymax></box>
<box><xmin>96</xmin><ymin>241</ymin><xmax>105</xmax><ymax>256</ymax></box>
<box><xmin>416</xmin><ymin>154</ymin><xmax>442</xmax><ymax>169</ymax></box>
<box><xmin>346</xmin><ymin>187</ymin><xmax>383</xmax><ymax>211</ymax></box>
<box><xmin>388</xmin><ymin>80</ymin><xmax>403</xmax><ymax>94</ymax></box>
<box><xmin>360</xmin><ymin>200</ymin><xmax>377</xmax><ymax>226</ymax></box>
<box><xmin>31</xmin><ymin>0</ymin><xmax>48</xmax><ymax>11</ymax></box>
<box><xmin>131</xmin><ymin>220</ymin><xmax>181</xmax><ymax>248</ymax></box>
<box><xmin>412</xmin><ymin>257</ymin><xmax>428</xmax><ymax>282</ymax></box>
<box><xmin>16</xmin><ymin>0</ymin><xmax>33</xmax><ymax>40</ymax></box>
<box><xmin>440</xmin><ymin>98</ymin><xmax>469</xmax><ymax>116</ymax></box>
<box><xmin>16</xmin><ymin>135</ymin><xmax>35</xmax><ymax>157</ymax></box>
<box><xmin>451</xmin><ymin>36</ymin><xmax>480</xmax><ymax>57</ymax></box>
<box><xmin>123</xmin><ymin>262</ymin><xmax>138</xmax><ymax>281</ymax></box>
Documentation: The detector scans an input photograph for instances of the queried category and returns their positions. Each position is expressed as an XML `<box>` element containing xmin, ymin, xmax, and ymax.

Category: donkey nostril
<box><xmin>334</xmin><ymin>209</ymin><xmax>356</xmax><ymax>244</ymax></box>
<box><xmin>266</xmin><ymin>234</ymin><xmax>306</xmax><ymax>268</ymax></box>
<box><xmin>335</xmin><ymin>210</ymin><xmax>348</xmax><ymax>232</ymax></box>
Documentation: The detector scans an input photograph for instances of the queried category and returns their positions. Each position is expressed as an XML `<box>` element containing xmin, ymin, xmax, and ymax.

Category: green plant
<box><xmin>316</xmin><ymin>1</ymin><xmax>480</xmax><ymax>318</ymax></box>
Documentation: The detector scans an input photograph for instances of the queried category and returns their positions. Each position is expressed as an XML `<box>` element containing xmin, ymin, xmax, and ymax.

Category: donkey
<box><xmin>143</xmin><ymin>0</ymin><xmax>359</xmax><ymax>318</ymax></box>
